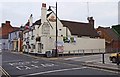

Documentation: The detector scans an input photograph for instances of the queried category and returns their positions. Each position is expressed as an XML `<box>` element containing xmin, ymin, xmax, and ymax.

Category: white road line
<box><xmin>19</xmin><ymin>67</ymin><xmax>87</xmax><ymax>77</ymax></box>
<box><xmin>16</xmin><ymin>66</ymin><xmax>22</xmax><ymax>70</ymax></box>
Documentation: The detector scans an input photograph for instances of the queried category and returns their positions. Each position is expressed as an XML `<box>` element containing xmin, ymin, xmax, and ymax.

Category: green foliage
<box><xmin>63</xmin><ymin>37</ymin><xmax>76</xmax><ymax>43</ymax></box>
<box><xmin>63</xmin><ymin>37</ymin><xmax>70</xmax><ymax>43</ymax></box>
<box><xmin>70</xmin><ymin>37</ymin><xmax>74</xmax><ymax>43</ymax></box>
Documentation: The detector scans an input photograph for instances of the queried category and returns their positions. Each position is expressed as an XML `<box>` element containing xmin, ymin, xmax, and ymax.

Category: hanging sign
<box><xmin>49</xmin><ymin>15</ymin><xmax>56</xmax><ymax>22</ymax></box>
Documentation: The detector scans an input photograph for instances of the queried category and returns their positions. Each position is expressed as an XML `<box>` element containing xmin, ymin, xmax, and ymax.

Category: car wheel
<box><xmin>46</xmin><ymin>51</ymin><xmax>52</xmax><ymax>58</ymax></box>
<box><xmin>112</xmin><ymin>57</ymin><xmax>116</xmax><ymax>63</ymax></box>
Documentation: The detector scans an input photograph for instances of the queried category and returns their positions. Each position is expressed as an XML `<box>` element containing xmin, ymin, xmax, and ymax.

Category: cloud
<box><xmin>58</xmin><ymin>2</ymin><xmax>118</xmax><ymax>27</ymax></box>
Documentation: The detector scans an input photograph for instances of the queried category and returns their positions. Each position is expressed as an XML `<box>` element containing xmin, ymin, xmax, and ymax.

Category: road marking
<box><xmin>0</xmin><ymin>66</ymin><xmax>11</xmax><ymax>77</ymax></box>
<box><xmin>19</xmin><ymin>67</ymin><xmax>87</xmax><ymax>77</ymax></box>
<box><xmin>31</xmin><ymin>65</ymin><xmax>39</xmax><ymax>68</ymax></box>
<box><xmin>9</xmin><ymin>61</ymin><xmax>39</xmax><ymax>66</ymax></box>
<box><xmin>41</xmin><ymin>63</ymin><xmax>55</xmax><ymax>67</ymax></box>
<box><xmin>16</xmin><ymin>66</ymin><xmax>22</xmax><ymax>70</ymax></box>
<box><xmin>16</xmin><ymin>66</ymin><xmax>31</xmax><ymax>70</ymax></box>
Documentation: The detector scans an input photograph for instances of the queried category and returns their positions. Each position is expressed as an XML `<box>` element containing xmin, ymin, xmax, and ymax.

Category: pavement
<box><xmin>81</xmin><ymin>61</ymin><xmax>120</xmax><ymax>72</ymax></box>
<box><xmin>9</xmin><ymin>52</ymin><xmax>120</xmax><ymax>74</ymax></box>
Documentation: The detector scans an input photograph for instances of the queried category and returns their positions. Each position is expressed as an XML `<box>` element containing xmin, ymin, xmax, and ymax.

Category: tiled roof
<box><xmin>61</xmin><ymin>20</ymin><xmax>99</xmax><ymax>37</ymax></box>
<box><xmin>33</xmin><ymin>19</ymin><xmax>41</xmax><ymax>26</ymax></box>
<box><xmin>97</xmin><ymin>26</ymin><xmax>119</xmax><ymax>40</ymax></box>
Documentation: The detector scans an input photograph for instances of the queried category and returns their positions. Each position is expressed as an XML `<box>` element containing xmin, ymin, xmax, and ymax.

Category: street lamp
<box><xmin>47</xmin><ymin>2</ymin><xmax>58</xmax><ymax>57</ymax></box>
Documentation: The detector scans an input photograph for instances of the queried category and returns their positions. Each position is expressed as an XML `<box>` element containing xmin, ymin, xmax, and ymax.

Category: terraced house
<box><xmin>8</xmin><ymin>29</ymin><xmax>23</xmax><ymax>52</ymax></box>
<box><xmin>0</xmin><ymin>21</ymin><xmax>19</xmax><ymax>50</ymax></box>
<box><xmin>97</xmin><ymin>25</ymin><xmax>120</xmax><ymax>53</ymax></box>
<box><xmin>22</xmin><ymin>3</ymin><xmax>105</xmax><ymax>57</ymax></box>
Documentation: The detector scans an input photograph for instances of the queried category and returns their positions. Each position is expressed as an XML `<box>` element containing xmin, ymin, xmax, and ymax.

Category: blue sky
<box><xmin>0</xmin><ymin>0</ymin><xmax>119</xmax><ymax>28</ymax></box>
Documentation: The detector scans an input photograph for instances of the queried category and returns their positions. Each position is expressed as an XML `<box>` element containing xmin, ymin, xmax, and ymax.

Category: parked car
<box><xmin>109</xmin><ymin>53</ymin><xmax>120</xmax><ymax>63</ymax></box>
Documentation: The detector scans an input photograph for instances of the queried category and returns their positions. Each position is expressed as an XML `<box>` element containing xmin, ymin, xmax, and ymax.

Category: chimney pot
<box><xmin>5</xmin><ymin>21</ymin><xmax>11</xmax><ymax>26</ymax></box>
<box><xmin>42</xmin><ymin>3</ymin><xmax>46</xmax><ymax>7</ymax></box>
<box><xmin>87</xmin><ymin>17</ymin><xmax>93</xmax><ymax>21</ymax></box>
<box><xmin>6</xmin><ymin>21</ymin><xmax>10</xmax><ymax>24</ymax></box>
<box><xmin>87</xmin><ymin>17</ymin><xmax>94</xmax><ymax>28</ymax></box>
<box><xmin>1</xmin><ymin>23</ymin><xmax>5</xmax><ymax>27</ymax></box>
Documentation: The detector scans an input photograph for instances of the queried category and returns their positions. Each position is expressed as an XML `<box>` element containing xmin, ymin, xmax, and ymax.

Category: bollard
<box><xmin>102</xmin><ymin>53</ymin><xmax>105</xmax><ymax>64</ymax></box>
<box><xmin>116</xmin><ymin>53</ymin><xmax>119</xmax><ymax>66</ymax></box>
<box><xmin>83</xmin><ymin>50</ymin><xmax>85</xmax><ymax>55</ymax></box>
<box><xmin>78</xmin><ymin>50</ymin><xmax>79</xmax><ymax>55</ymax></box>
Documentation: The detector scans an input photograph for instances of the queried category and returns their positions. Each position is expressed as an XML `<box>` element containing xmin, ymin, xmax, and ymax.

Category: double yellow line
<box><xmin>0</xmin><ymin>66</ymin><xmax>11</xmax><ymax>77</ymax></box>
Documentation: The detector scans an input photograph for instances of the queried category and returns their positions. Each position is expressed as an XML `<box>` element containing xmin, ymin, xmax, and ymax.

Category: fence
<box><xmin>58</xmin><ymin>49</ymin><xmax>105</xmax><ymax>56</ymax></box>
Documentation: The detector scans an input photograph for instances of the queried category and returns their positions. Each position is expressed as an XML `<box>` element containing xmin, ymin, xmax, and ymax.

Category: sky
<box><xmin>0</xmin><ymin>0</ymin><xmax>120</xmax><ymax>28</ymax></box>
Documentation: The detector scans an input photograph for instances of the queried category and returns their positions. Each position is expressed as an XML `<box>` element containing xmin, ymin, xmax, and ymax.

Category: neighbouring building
<box><xmin>0</xmin><ymin>21</ymin><xmax>19</xmax><ymax>50</ymax></box>
<box><xmin>97</xmin><ymin>26</ymin><xmax>120</xmax><ymax>52</ymax></box>
<box><xmin>8</xmin><ymin>29</ymin><xmax>23</xmax><ymax>52</ymax></box>
<box><xmin>23</xmin><ymin>3</ymin><xmax>105</xmax><ymax>56</ymax></box>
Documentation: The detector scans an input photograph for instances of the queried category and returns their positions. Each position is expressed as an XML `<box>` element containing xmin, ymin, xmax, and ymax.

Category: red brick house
<box><xmin>0</xmin><ymin>21</ymin><xmax>19</xmax><ymax>50</ymax></box>
<box><xmin>96</xmin><ymin>26</ymin><xmax>120</xmax><ymax>52</ymax></box>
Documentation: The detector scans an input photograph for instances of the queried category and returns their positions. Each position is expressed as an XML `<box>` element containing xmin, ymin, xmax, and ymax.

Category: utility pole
<box><xmin>55</xmin><ymin>2</ymin><xmax>58</xmax><ymax>57</ymax></box>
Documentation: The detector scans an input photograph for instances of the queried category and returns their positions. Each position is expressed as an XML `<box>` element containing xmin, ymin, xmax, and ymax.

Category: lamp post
<box><xmin>48</xmin><ymin>2</ymin><xmax>58</xmax><ymax>57</ymax></box>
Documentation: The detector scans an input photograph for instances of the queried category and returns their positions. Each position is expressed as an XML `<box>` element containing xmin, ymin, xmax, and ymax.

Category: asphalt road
<box><xmin>2</xmin><ymin>51</ymin><xmax>119</xmax><ymax>77</ymax></box>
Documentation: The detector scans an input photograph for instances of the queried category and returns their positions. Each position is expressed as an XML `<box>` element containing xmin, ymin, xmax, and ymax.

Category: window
<box><xmin>36</xmin><ymin>37</ymin><xmax>41</xmax><ymax>42</ymax></box>
<box><xmin>41</xmin><ymin>44</ymin><xmax>44</xmax><ymax>49</ymax></box>
<box><xmin>61</xmin><ymin>35</ymin><xmax>63</xmax><ymax>37</ymax></box>
<box><xmin>23</xmin><ymin>45</ymin><xmax>27</xmax><ymax>49</ymax></box>
<box><xmin>31</xmin><ymin>35</ymin><xmax>34</xmax><ymax>40</ymax></box>
<box><xmin>59</xmin><ymin>29</ymin><xmax>62</xmax><ymax>31</ymax></box>
<box><xmin>31</xmin><ymin>44</ymin><xmax>35</xmax><ymax>49</ymax></box>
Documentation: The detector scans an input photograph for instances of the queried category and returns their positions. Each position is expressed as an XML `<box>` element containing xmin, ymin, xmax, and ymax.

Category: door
<box><xmin>38</xmin><ymin>43</ymin><xmax>42</xmax><ymax>53</ymax></box>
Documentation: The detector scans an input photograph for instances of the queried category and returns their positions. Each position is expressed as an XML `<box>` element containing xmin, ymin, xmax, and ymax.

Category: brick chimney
<box><xmin>6</xmin><ymin>21</ymin><xmax>11</xmax><ymax>26</ymax></box>
<box><xmin>87</xmin><ymin>17</ymin><xmax>94</xmax><ymax>29</ymax></box>
<box><xmin>1</xmin><ymin>23</ymin><xmax>5</xmax><ymax>27</ymax></box>
<box><xmin>41</xmin><ymin>3</ymin><xmax>47</xmax><ymax>24</ymax></box>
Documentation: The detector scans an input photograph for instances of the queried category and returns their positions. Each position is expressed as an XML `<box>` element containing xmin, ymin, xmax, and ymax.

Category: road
<box><xmin>1</xmin><ymin>51</ymin><xmax>119</xmax><ymax>77</ymax></box>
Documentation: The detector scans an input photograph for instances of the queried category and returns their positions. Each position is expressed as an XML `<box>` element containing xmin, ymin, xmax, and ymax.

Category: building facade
<box><xmin>97</xmin><ymin>26</ymin><xmax>120</xmax><ymax>52</ymax></box>
<box><xmin>0</xmin><ymin>21</ymin><xmax>19</xmax><ymax>50</ymax></box>
<box><xmin>8</xmin><ymin>30</ymin><xmax>23</xmax><ymax>52</ymax></box>
<box><xmin>23</xmin><ymin>3</ymin><xmax>105</xmax><ymax>56</ymax></box>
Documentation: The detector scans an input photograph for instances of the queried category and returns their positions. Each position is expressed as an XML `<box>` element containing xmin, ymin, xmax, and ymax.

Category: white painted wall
<box><xmin>0</xmin><ymin>39</ymin><xmax>8</xmax><ymax>50</ymax></box>
<box><xmin>47</xmin><ymin>13</ymin><xmax>71</xmax><ymax>37</ymax></box>
<box><xmin>26</xmin><ymin>3</ymin><xmax>105</xmax><ymax>54</ymax></box>
<box><xmin>64</xmin><ymin>38</ymin><xmax>105</xmax><ymax>51</ymax></box>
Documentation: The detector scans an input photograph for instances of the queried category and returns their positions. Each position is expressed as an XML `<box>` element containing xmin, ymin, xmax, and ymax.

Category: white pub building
<box><xmin>22</xmin><ymin>3</ymin><xmax>105</xmax><ymax>57</ymax></box>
